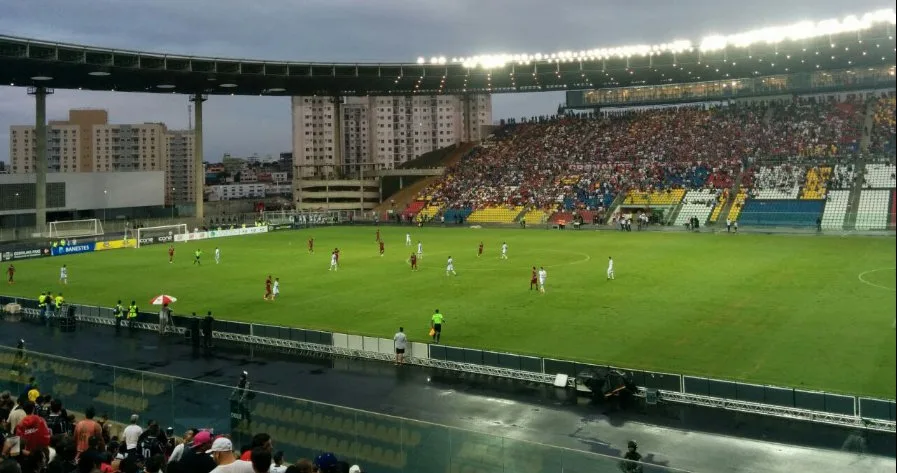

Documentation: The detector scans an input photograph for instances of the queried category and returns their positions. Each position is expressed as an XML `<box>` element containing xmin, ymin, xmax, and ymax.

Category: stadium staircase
<box><xmin>517</xmin><ymin>207</ymin><xmax>550</xmax><ymax>224</ymax></box>
<box><xmin>604</xmin><ymin>193</ymin><xmax>627</xmax><ymax>223</ymax></box>
<box><xmin>843</xmin><ymin>156</ymin><xmax>866</xmax><ymax>230</ymax></box>
<box><xmin>861</xmin><ymin>99</ymin><xmax>876</xmax><ymax>152</ymax></box>
<box><xmin>374</xmin><ymin>177</ymin><xmax>439</xmax><ymax>218</ymax></box>
<box><xmin>711</xmin><ymin>169</ymin><xmax>745</xmax><ymax>225</ymax></box>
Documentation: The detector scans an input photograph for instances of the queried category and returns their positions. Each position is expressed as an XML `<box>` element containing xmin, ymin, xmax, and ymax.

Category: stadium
<box><xmin>0</xmin><ymin>6</ymin><xmax>895</xmax><ymax>473</ymax></box>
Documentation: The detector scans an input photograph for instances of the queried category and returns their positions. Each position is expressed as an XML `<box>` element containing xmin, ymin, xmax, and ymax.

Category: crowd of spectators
<box><xmin>1</xmin><ymin>390</ymin><xmax>361</xmax><ymax>473</ymax></box>
<box><xmin>415</xmin><ymin>96</ymin><xmax>873</xmax><ymax>215</ymax></box>
<box><xmin>868</xmin><ymin>94</ymin><xmax>896</xmax><ymax>155</ymax></box>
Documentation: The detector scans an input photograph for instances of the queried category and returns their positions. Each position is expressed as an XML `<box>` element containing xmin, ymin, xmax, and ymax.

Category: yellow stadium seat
<box><xmin>467</xmin><ymin>206</ymin><xmax>524</xmax><ymax>223</ymax></box>
<box><xmin>624</xmin><ymin>189</ymin><xmax>686</xmax><ymax>206</ymax></box>
<box><xmin>727</xmin><ymin>189</ymin><xmax>748</xmax><ymax>221</ymax></box>
<box><xmin>800</xmin><ymin>166</ymin><xmax>831</xmax><ymax>200</ymax></box>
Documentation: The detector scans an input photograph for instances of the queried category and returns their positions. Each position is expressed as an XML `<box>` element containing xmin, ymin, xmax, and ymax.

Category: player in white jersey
<box><xmin>445</xmin><ymin>256</ymin><xmax>457</xmax><ymax>276</ymax></box>
<box><xmin>607</xmin><ymin>256</ymin><xmax>615</xmax><ymax>280</ymax></box>
<box><xmin>538</xmin><ymin>267</ymin><xmax>547</xmax><ymax>294</ymax></box>
<box><xmin>214</xmin><ymin>247</ymin><xmax>221</xmax><ymax>264</ymax></box>
<box><xmin>59</xmin><ymin>265</ymin><xmax>68</xmax><ymax>285</ymax></box>
<box><xmin>417</xmin><ymin>241</ymin><xmax>423</xmax><ymax>258</ymax></box>
<box><xmin>406</xmin><ymin>233</ymin><xmax>412</xmax><ymax>246</ymax></box>
<box><xmin>500</xmin><ymin>242</ymin><xmax>509</xmax><ymax>260</ymax></box>
<box><xmin>329</xmin><ymin>251</ymin><xmax>339</xmax><ymax>271</ymax></box>
<box><xmin>272</xmin><ymin>278</ymin><xmax>280</xmax><ymax>299</ymax></box>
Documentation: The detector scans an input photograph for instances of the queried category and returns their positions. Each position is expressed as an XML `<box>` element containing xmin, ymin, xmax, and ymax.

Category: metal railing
<box><xmin>0</xmin><ymin>345</ymin><xmax>688</xmax><ymax>473</ymax></box>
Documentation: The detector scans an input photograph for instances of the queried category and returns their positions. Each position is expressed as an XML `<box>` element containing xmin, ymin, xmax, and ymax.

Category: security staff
<box><xmin>190</xmin><ymin>312</ymin><xmax>201</xmax><ymax>352</ymax></box>
<box><xmin>202</xmin><ymin>311</ymin><xmax>214</xmax><ymax>354</ymax></box>
<box><xmin>112</xmin><ymin>300</ymin><xmax>125</xmax><ymax>333</ymax></box>
<box><xmin>127</xmin><ymin>301</ymin><xmax>139</xmax><ymax>331</ymax></box>
<box><xmin>54</xmin><ymin>293</ymin><xmax>65</xmax><ymax>317</ymax></box>
<box><xmin>38</xmin><ymin>292</ymin><xmax>47</xmax><ymax>318</ymax></box>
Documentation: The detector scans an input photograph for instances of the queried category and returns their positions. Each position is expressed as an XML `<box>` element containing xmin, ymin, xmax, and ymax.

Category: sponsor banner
<box><xmin>138</xmin><ymin>234</ymin><xmax>175</xmax><ymax>246</ymax></box>
<box><xmin>95</xmin><ymin>239</ymin><xmax>138</xmax><ymax>251</ymax></box>
<box><xmin>0</xmin><ymin>247</ymin><xmax>51</xmax><ymax>262</ymax></box>
<box><xmin>268</xmin><ymin>223</ymin><xmax>293</xmax><ymax>231</ymax></box>
<box><xmin>174</xmin><ymin>226</ymin><xmax>268</xmax><ymax>243</ymax></box>
<box><xmin>50</xmin><ymin>242</ymin><xmax>96</xmax><ymax>256</ymax></box>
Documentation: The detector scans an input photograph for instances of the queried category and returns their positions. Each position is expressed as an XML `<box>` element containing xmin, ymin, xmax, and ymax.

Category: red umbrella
<box><xmin>150</xmin><ymin>295</ymin><xmax>177</xmax><ymax>305</ymax></box>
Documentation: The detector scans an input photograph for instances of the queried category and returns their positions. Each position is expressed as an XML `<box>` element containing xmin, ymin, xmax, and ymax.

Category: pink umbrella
<box><xmin>150</xmin><ymin>295</ymin><xmax>177</xmax><ymax>305</ymax></box>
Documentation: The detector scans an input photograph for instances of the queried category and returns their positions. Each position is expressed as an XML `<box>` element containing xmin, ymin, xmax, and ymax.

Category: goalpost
<box><xmin>48</xmin><ymin>219</ymin><xmax>105</xmax><ymax>239</ymax></box>
<box><xmin>135</xmin><ymin>224</ymin><xmax>189</xmax><ymax>248</ymax></box>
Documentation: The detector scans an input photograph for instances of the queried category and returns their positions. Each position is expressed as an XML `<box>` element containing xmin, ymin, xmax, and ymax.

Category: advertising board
<box><xmin>0</xmin><ymin>247</ymin><xmax>52</xmax><ymax>261</ymax></box>
<box><xmin>50</xmin><ymin>243</ymin><xmax>97</xmax><ymax>256</ymax></box>
<box><xmin>95</xmin><ymin>239</ymin><xmax>138</xmax><ymax>251</ymax></box>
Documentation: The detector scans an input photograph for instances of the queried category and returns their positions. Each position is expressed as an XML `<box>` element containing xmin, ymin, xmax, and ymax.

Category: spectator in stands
<box><xmin>238</xmin><ymin>433</ymin><xmax>271</xmax><ymax>461</ymax></box>
<box><xmin>208</xmin><ymin>437</ymin><xmax>253</xmax><ymax>472</ymax></box>
<box><xmin>44</xmin><ymin>400</ymin><xmax>70</xmax><ymax>436</ymax></box>
<box><xmin>249</xmin><ymin>448</ymin><xmax>271</xmax><ymax>473</ymax></box>
<box><xmin>269</xmin><ymin>451</ymin><xmax>287</xmax><ymax>473</ymax></box>
<box><xmin>289</xmin><ymin>459</ymin><xmax>313</xmax><ymax>473</ymax></box>
<box><xmin>14</xmin><ymin>401</ymin><xmax>51</xmax><ymax>454</ymax></box>
<box><xmin>175</xmin><ymin>430</ymin><xmax>215</xmax><ymax>473</ymax></box>
<box><xmin>167</xmin><ymin>428</ymin><xmax>197</xmax><ymax>464</ymax></box>
<box><xmin>6</xmin><ymin>396</ymin><xmax>27</xmax><ymax>433</ymax></box>
<box><xmin>144</xmin><ymin>454</ymin><xmax>165</xmax><ymax>473</ymax></box>
<box><xmin>73</xmin><ymin>407</ymin><xmax>104</xmax><ymax>457</ymax></box>
<box><xmin>47</xmin><ymin>435</ymin><xmax>77</xmax><ymax>473</ymax></box>
<box><xmin>122</xmin><ymin>415</ymin><xmax>142</xmax><ymax>458</ymax></box>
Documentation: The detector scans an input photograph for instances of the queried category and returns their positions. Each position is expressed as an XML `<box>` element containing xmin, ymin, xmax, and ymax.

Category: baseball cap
<box><xmin>349</xmin><ymin>465</ymin><xmax>363</xmax><ymax>473</ymax></box>
<box><xmin>314</xmin><ymin>453</ymin><xmax>338</xmax><ymax>469</ymax></box>
<box><xmin>208</xmin><ymin>437</ymin><xmax>233</xmax><ymax>453</ymax></box>
<box><xmin>193</xmin><ymin>431</ymin><xmax>213</xmax><ymax>446</ymax></box>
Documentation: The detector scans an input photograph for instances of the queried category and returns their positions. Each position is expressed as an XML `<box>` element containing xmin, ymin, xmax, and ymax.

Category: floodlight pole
<box><xmin>29</xmin><ymin>86</ymin><xmax>53</xmax><ymax>237</ymax></box>
<box><xmin>190</xmin><ymin>94</ymin><xmax>207</xmax><ymax>224</ymax></box>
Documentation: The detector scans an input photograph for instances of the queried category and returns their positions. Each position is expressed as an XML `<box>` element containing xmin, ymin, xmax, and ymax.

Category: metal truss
<box><xmin>653</xmin><ymin>390</ymin><xmax>896</xmax><ymax>433</ymax></box>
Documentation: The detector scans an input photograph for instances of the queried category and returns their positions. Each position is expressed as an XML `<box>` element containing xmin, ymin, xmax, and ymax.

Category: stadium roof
<box><xmin>0</xmin><ymin>13</ymin><xmax>894</xmax><ymax>97</ymax></box>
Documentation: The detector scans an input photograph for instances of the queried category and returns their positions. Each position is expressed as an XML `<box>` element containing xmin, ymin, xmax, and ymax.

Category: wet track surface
<box><xmin>1</xmin><ymin>319</ymin><xmax>894</xmax><ymax>472</ymax></box>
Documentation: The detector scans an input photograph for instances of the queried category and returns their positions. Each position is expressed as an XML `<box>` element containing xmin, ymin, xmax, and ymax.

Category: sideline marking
<box><xmin>857</xmin><ymin>267</ymin><xmax>896</xmax><ymax>292</ymax></box>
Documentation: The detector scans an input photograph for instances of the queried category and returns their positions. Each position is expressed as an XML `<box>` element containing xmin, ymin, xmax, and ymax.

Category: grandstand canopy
<box><xmin>0</xmin><ymin>22</ymin><xmax>893</xmax><ymax>97</ymax></box>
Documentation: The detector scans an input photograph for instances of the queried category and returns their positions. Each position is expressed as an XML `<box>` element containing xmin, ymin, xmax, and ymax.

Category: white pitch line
<box><xmin>857</xmin><ymin>267</ymin><xmax>896</xmax><ymax>292</ymax></box>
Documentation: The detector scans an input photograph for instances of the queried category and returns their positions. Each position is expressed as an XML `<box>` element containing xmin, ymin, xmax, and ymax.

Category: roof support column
<box><xmin>190</xmin><ymin>94</ymin><xmax>207</xmax><ymax>223</ymax></box>
<box><xmin>28</xmin><ymin>86</ymin><xmax>53</xmax><ymax>236</ymax></box>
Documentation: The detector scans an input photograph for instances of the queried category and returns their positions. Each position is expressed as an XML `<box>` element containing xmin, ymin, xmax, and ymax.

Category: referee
<box><xmin>430</xmin><ymin>309</ymin><xmax>444</xmax><ymax>344</ymax></box>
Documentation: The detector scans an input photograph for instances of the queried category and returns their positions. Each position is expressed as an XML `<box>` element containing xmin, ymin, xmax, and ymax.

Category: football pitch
<box><xmin>5</xmin><ymin>227</ymin><xmax>896</xmax><ymax>398</ymax></box>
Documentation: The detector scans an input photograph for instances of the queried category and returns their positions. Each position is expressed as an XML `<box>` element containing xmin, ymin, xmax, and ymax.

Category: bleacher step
<box><xmin>844</xmin><ymin>155</ymin><xmax>867</xmax><ymax>230</ymax></box>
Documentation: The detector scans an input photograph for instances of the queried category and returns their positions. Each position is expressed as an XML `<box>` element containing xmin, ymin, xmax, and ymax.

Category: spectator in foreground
<box><xmin>175</xmin><ymin>430</ymin><xmax>215</xmax><ymax>473</ymax></box>
<box><xmin>15</xmin><ymin>401</ymin><xmax>51</xmax><ymax>453</ymax></box>
<box><xmin>249</xmin><ymin>448</ymin><xmax>271</xmax><ymax>473</ymax></box>
<box><xmin>73</xmin><ymin>407</ymin><xmax>104</xmax><ymax>456</ymax></box>
<box><xmin>208</xmin><ymin>437</ymin><xmax>253</xmax><ymax>473</ymax></box>
<box><xmin>269</xmin><ymin>451</ymin><xmax>287</xmax><ymax>473</ymax></box>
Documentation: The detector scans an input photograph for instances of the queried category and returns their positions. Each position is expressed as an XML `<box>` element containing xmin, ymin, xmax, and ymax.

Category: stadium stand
<box><xmin>820</xmin><ymin>190</ymin><xmax>851</xmax><ymax>230</ymax></box>
<box><xmin>856</xmin><ymin>190</ymin><xmax>893</xmax><ymax>230</ymax></box>
<box><xmin>868</xmin><ymin>94</ymin><xmax>896</xmax><ymax>156</ymax></box>
<box><xmin>863</xmin><ymin>163</ymin><xmax>897</xmax><ymax>189</ymax></box>
<box><xmin>408</xmin><ymin>96</ymin><xmax>882</xmax><ymax>226</ymax></box>
<box><xmin>673</xmin><ymin>190</ymin><xmax>722</xmax><ymax>226</ymax></box>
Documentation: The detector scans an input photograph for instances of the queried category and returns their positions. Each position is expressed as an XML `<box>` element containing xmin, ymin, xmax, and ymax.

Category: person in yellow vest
<box><xmin>112</xmin><ymin>300</ymin><xmax>125</xmax><ymax>333</ymax></box>
<box><xmin>127</xmin><ymin>301</ymin><xmax>139</xmax><ymax>331</ymax></box>
<box><xmin>54</xmin><ymin>293</ymin><xmax>65</xmax><ymax>317</ymax></box>
<box><xmin>38</xmin><ymin>292</ymin><xmax>48</xmax><ymax>319</ymax></box>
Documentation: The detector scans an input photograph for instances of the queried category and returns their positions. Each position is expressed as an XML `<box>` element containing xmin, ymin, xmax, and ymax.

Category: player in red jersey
<box><xmin>375</xmin><ymin>228</ymin><xmax>381</xmax><ymax>242</ymax></box>
<box><xmin>334</xmin><ymin>248</ymin><xmax>340</xmax><ymax>264</ymax></box>
<box><xmin>168</xmin><ymin>245</ymin><xmax>175</xmax><ymax>264</ymax></box>
<box><xmin>530</xmin><ymin>266</ymin><xmax>538</xmax><ymax>290</ymax></box>
<box><xmin>379</xmin><ymin>240</ymin><xmax>385</xmax><ymax>257</ymax></box>
<box><xmin>264</xmin><ymin>275</ymin><xmax>273</xmax><ymax>301</ymax></box>
<box><xmin>307</xmin><ymin>237</ymin><xmax>314</xmax><ymax>254</ymax></box>
<box><xmin>410</xmin><ymin>253</ymin><xmax>418</xmax><ymax>271</ymax></box>
<box><xmin>477</xmin><ymin>242</ymin><xmax>484</xmax><ymax>258</ymax></box>
<box><xmin>6</xmin><ymin>264</ymin><xmax>14</xmax><ymax>284</ymax></box>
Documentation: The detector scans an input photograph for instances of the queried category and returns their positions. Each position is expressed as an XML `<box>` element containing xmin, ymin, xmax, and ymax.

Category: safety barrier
<box><xmin>2</xmin><ymin>294</ymin><xmax>894</xmax><ymax>433</ymax></box>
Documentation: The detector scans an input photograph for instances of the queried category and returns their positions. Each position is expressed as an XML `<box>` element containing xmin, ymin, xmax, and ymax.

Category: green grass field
<box><xmin>4</xmin><ymin>227</ymin><xmax>895</xmax><ymax>398</ymax></box>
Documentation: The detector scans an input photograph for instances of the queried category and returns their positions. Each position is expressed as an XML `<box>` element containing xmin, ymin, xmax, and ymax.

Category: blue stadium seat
<box><xmin>738</xmin><ymin>199</ymin><xmax>825</xmax><ymax>227</ymax></box>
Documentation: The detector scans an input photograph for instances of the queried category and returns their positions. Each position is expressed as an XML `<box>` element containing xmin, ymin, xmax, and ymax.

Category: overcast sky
<box><xmin>0</xmin><ymin>0</ymin><xmax>888</xmax><ymax>162</ymax></box>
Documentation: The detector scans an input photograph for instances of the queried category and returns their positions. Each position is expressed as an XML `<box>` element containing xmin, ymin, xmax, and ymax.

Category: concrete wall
<box><xmin>0</xmin><ymin>171</ymin><xmax>165</xmax><ymax>215</ymax></box>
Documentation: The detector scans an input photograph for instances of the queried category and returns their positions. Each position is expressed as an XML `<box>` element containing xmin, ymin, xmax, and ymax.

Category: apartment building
<box><xmin>8</xmin><ymin>109</ymin><xmax>196</xmax><ymax>205</ymax></box>
<box><xmin>291</xmin><ymin>94</ymin><xmax>492</xmax><ymax>178</ymax></box>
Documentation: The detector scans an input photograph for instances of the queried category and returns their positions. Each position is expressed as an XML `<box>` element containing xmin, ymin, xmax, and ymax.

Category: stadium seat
<box><xmin>738</xmin><ymin>199</ymin><xmax>825</xmax><ymax>227</ymax></box>
<box><xmin>820</xmin><ymin>190</ymin><xmax>850</xmax><ymax>231</ymax></box>
<box><xmin>520</xmin><ymin>208</ymin><xmax>550</xmax><ymax>223</ymax></box>
<box><xmin>855</xmin><ymin>190</ymin><xmax>892</xmax><ymax>230</ymax></box>
<box><xmin>673</xmin><ymin>189</ymin><xmax>719</xmax><ymax>226</ymax></box>
<box><xmin>624</xmin><ymin>189</ymin><xmax>685</xmax><ymax>206</ymax></box>
<box><xmin>417</xmin><ymin>204</ymin><xmax>441</xmax><ymax>221</ymax></box>
<box><xmin>800</xmin><ymin>166</ymin><xmax>832</xmax><ymax>199</ymax></box>
<box><xmin>863</xmin><ymin>163</ymin><xmax>897</xmax><ymax>189</ymax></box>
<box><xmin>708</xmin><ymin>190</ymin><xmax>728</xmax><ymax>223</ymax></box>
<box><xmin>467</xmin><ymin>206</ymin><xmax>523</xmax><ymax>223</ymax></box>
